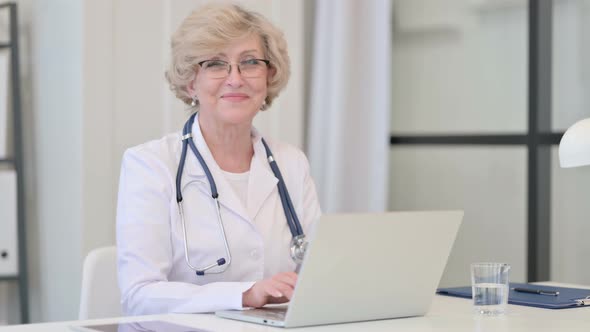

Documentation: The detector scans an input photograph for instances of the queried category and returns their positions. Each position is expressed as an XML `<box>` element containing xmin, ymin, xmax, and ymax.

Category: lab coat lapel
<box><xmin>247</xmin><ymin>130</ymin><xmax>279</xmax><ymax>220</ymax></box>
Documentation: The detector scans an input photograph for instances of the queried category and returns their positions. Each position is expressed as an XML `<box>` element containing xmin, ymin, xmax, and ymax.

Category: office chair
<box><xmin>79</xmin><ymin>246</ymin><xmax>122</xmax><ymax>319</ymax></box>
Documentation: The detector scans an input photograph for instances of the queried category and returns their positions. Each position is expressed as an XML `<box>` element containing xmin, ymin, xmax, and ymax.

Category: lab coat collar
<box><xmin>180</xmin><ymin>112</ymin><xmax>278</xmax><ymax>223</ymax></box>
<box><xmin>248</xmin><ymin>128</ymin><xmax>279</xmax><ymax>220</ymax></box>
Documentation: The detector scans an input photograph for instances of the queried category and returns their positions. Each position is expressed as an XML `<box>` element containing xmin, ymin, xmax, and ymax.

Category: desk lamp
<box><xmin>559</xmin><ymin>118</ymin><xmax>590</xmax><ymax>168</ymax></box>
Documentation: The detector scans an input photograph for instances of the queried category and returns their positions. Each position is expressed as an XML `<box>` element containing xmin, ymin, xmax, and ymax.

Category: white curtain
<box><xmin>307</xmin><ymin>0</ymin><xmax>392</xmax><ymax>213</ymax></box>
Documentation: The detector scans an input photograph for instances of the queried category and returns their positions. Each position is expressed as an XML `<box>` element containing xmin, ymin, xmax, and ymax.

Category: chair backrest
<box><xmin>79</xmin><ymin>246</ymin><xmax>122</xmax><ymax>319</ymax></box>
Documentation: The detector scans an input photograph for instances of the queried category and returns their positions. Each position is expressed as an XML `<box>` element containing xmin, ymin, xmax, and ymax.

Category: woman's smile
<box><xmin>221</xmin><ymin>92</ymin><xmax>250</xmax><ymax>102</ymax></box>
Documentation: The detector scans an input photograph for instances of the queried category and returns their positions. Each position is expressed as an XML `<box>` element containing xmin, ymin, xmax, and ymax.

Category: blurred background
<box><xmin>0</xmin><ymin>0</ymin><xmax>589</xmax><ymax>325</ymax></box>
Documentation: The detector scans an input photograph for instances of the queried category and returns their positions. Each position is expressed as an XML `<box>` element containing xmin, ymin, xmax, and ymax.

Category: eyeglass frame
<box><xmin>197</xmin><ymin>58</ymin><xmax>271</xmax><ymax>79</ymax></box>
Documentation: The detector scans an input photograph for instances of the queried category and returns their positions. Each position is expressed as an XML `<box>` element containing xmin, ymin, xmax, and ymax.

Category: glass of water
<box><xmin>471</xmin><ymin>263</ymin><xmax>510</xmax><ymax>315</ymax></box>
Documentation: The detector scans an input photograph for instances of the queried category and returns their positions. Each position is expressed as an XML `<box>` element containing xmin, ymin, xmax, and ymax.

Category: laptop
<box><xmin>215</xmin><ymin>210</ymin><xmax>463</xmax><ymax>328</ymax></box>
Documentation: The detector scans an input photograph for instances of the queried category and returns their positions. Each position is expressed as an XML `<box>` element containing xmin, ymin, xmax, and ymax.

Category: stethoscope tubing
<box><xmin>261</xmin><ymin>139</ymin><xmax>303</xmax><ymax>237</ymax></box>
<box><xmin>177</xmin><ymin>116</ymin><xmax>231</xmax><ymax>275</ymax></box>
<box><xmin>176</xmin><ymin>113</ymin><xmax>305</xmax><ymax>276</ymax></box>
<box><xmin>178</xmin><ymin>199</ymin><xmax>231</xmax><ymax>274</ymax></box>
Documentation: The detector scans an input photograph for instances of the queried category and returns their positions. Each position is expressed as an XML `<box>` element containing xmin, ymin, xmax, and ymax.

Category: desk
<box><xmin>2</xmin><ymin>283</ymin><xmax>589</xmax><ymax>332</ymax></box>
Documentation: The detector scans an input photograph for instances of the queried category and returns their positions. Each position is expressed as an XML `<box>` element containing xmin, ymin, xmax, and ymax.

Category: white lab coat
<box><xmin>116</xmin><ymin>114</ymin><xmax>321</xmax><ymax>315</ymax></box>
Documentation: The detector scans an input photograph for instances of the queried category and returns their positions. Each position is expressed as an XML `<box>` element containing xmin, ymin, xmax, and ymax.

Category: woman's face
<box><xmin>190</xmin><ymin>35</ymin><xmax>271</xmax><ymax>127</ymax></box>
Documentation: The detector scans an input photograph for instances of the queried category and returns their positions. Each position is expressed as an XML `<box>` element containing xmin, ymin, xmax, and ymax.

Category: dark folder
<box><xmin>437</xmin><ymin>283</ymin><xmax>590</xmax><ymax>309</ymax></box>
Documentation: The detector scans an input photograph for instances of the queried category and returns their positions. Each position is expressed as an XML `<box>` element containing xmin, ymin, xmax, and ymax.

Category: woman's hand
<box><xmin>242</xmin><ymin>272</ymin><xmax>298</xmax><ymax>308</ymax></box>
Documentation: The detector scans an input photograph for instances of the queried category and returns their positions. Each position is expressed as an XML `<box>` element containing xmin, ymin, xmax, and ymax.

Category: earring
<box><xmin>260</xmin><ymin>99</ymin><xmax>267</xmax><ymax>110</ymax></box>
<box><xmin>190</xmin><ymin>96</ymin><xmax>198</xmax><ymax>107</ymax></box>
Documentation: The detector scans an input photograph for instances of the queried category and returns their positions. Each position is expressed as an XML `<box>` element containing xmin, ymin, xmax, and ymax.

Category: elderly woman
<box><xmin>116</xmin><ymin>4</ymin><xmax>321</xmax><ymax>315</ymax></box>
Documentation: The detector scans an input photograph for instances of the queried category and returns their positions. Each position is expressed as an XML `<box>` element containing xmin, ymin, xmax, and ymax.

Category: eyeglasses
<box><xmin>197</xmin><ymin>59</ymin><xmax>270</xmax><ymax>79</ymax></box>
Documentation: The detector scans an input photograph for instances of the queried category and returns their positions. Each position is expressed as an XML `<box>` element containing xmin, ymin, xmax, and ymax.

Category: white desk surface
<box><xmin>2</xmin><ymin>283</ymin><xmax>589</xmax><ymax>332</ymax></box>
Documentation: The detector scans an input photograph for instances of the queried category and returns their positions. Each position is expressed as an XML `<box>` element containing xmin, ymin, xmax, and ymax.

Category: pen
<box><xmin>513</xmin><ymin>287</ymin><xmax>559</xmax><ymax>296</ymax></box>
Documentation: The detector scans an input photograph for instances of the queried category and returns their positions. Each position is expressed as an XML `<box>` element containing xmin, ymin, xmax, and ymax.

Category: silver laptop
<box><xmin>216</xmin><ymin>210</ymin><xmax>463</xmax><ymax>328</ymax></box>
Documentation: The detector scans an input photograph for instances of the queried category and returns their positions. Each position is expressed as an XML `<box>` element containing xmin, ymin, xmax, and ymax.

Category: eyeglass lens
<box><xmin>200</xmin><ymin>59</ymin><xmax>268</xmax><ymax>78</ymax></box>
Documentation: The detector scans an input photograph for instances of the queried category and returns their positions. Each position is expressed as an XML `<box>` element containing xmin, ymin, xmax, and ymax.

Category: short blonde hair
<box><xmin>165</xmin><ymin>3</ymin><xmax>291</xmax><ymax>110</ymax></box>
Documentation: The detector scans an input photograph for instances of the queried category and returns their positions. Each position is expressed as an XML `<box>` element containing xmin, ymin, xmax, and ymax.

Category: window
<box><xmin>389</xmin><ymin>0</ymin><xmax>585</xmax><ymax>284</ymax></box>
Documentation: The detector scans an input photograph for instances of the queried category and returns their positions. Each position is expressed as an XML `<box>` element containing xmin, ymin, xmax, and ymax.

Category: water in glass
<box><xmin>472</xmin><ymin>282</ymin><xmax>509</xmax><ymax>315</ymax></box>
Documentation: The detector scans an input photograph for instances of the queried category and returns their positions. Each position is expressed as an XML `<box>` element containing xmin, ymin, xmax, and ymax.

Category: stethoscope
<box><xmin>176</xmin><ymin>112</ymin><xmax>307</xmax><ymax>276</ymax></box>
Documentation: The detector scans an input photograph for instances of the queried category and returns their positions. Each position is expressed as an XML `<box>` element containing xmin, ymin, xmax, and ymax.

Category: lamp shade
<box><xmin>559</xmin><ymin>118</ymin><xmax>590</xmax><ymax>168</ymax></box>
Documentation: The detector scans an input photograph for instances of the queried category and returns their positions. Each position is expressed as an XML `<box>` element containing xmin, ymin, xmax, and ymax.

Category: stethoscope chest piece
<box><xmin>290</xmin><ymin>234</ymin><xmax>308</xmax><ymax>265</ymax></box>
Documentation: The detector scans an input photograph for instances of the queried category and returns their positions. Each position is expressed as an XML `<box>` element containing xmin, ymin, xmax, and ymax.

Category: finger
<box><xmin>267</xmin><ymin>295</ymin><xmax>290</xmax><ymax>304</ymax></box>
<box><xmin>269</xmin><ymin>280</ymin><xmax>295</xmax><ymax>299</ymax></box>
<box><xmin>279</xmin><ymin>286</ymin><xmax>294</xmax><ymax>300</ymax></box>
<box><xmin>272</xmin><ymin>272</ymin><xmax>298</xmax><ymax>287</ymax></box>
<box><xmin>263</xmin><ymin>282</ymin><xmax>286</xmax><ymax>298</ymax></box>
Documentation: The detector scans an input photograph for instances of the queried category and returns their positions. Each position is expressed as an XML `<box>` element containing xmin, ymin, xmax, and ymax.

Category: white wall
<box><xmin>31</xmin><ymin>0</ymin><xmax>84</xmax><ymax>322</ymax></box>
<box><xmin>0</xmin><ymin>0</ymin><xmax>306</xmax><ymax>324</ymax></box>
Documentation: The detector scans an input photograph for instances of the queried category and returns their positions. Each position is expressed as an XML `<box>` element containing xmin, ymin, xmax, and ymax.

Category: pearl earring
<box><xmin>191</xmin><ymin>96</ymin><xmax>198</xmax><ymax>107</ymax></box>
